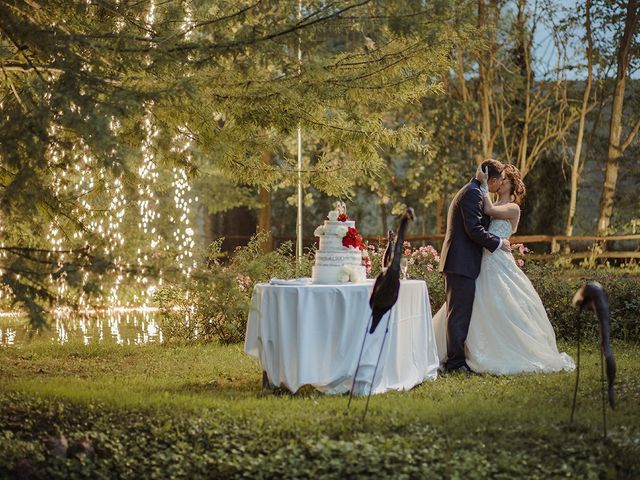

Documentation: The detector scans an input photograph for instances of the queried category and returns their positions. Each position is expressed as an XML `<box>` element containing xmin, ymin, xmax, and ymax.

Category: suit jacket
<box><xmin>439</xmin><ymin>178</ymin><xmax>501</xmax><ymax>279</ymax></box>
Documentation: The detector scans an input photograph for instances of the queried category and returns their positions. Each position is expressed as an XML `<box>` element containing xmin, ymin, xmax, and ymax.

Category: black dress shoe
<box><xmin>443</xmin><ymin>364</ymin><xmax>475</xmax><ymax>375</ymax></box>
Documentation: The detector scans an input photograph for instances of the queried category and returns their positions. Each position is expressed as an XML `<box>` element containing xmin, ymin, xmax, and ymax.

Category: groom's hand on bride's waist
<box><xmin>499</xmin><ymin>239</ymin><xmax>511</xmax><ymax>252</ymax></box>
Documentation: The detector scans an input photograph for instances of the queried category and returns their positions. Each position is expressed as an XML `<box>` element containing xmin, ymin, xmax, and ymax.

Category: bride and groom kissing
<box><xmin>433</xmin><ymin>159</ymin><xmax>575</xmax><ymax>375</ymax></box>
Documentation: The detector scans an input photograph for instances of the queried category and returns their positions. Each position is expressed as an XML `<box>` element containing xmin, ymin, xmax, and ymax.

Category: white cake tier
<box><xmin>314</xmin><ymin>249</ymin><xmax>363</xmax><ymax>266</ymax></box>
<box><xmin>321</xmin><ymin>220</ymin><xmax>355</xmax><ymax>236</ymax></box>
<box><xmin>318</xmin><ymin>235</ymin><xmax>362</xmax><ymax>252</ymax></box>
<box><xmin>312</xmin><ymin>265</ymin><xmax>367</xmax><ymax>284</ymax></box>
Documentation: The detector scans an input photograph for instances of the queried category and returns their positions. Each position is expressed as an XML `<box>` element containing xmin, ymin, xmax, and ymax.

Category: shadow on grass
<box><xmin>160</xmin><ymin>378</ymin><xmax>325</xmax><ymax>399</ymax></box>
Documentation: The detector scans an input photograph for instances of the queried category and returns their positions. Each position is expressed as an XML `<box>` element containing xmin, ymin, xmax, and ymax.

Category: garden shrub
<box><xmin>156</xmin><ymin>233</ymin><xmax>314</xmax><ymax>344</ymax></box>
<box><xmin>157</xmin><ymin>235</ymin><xmax>639</xmax><ymax>344</ymax></box>
<box><xmin>524</xmin><ymin>262</ymin><xmax>640</xmax><ymax>342</ymax></box>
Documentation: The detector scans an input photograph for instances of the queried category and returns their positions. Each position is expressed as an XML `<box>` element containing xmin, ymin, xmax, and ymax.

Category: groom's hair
<box><xmin>480</xmin><ymin>159</ymin><xmax>504</xmax><ymax>180</ymax></box>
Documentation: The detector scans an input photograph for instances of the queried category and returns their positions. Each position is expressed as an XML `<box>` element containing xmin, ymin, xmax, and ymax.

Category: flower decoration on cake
<box><xmin>335</xmin><ymin>225</ymin><xmax>349</xmax><ymax>238</ymax></box>
<box><xmin>362</xmin><ymin>251</ymin><xmax>372</xmax><ymax>273</ymax></box>
<box><xmin>327</xmin><ymin>201</ymin><xmax>348</xmax><ymax>222</ymax></box>
<box><xmin>340</xmin><ymin>265</ymin><xmax>364</xmax><ymax>283</ymax></box>
<box><xmin>338</xmin><ymin>266</ymin><xmax>351</xmax><ymax>283</ymax></box>
<box><xmin>342</xmin><ymin>226</ymin><xmax>366</xmax><ymax>250</ymax></box>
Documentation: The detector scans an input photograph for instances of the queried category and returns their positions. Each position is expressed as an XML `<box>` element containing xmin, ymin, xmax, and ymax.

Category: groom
<box><xmin>438</xmin><ymin>159</ymin><xmax>510</xmax><ymax>373</ymax></box>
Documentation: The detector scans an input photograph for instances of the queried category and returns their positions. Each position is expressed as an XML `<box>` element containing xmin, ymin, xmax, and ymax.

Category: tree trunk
<box><xmin>477</xmin><ymin>0</ymin><xmax>495</xmax><ymax>161</ymax></box>
<box><xmin>435</xmin><ymin>194</ymin><xmax>446</xmax><ymax>234</ymax></box>
<box><xmin>202</xmin><ymin>206</ymin><xmax>215</xmax><ymax>246</ymax></box>
<box><xmin>455</xmin><ymin>48</ymin><xmax>477</xmax><ymax>162</ymax></box>
<box><xmin>515</xmin><ymin>0</ymin><xmax>531</xmax><ymax>176</ymax></box>
<box><xmin>564</xmin><ymin>0</ymin><xmax>593</xmax><ymax>240</ymax></box>
<box><xmin>596</xmin><ymin>0</ymin><xmax>639</xmax><ymax>234</ymax></box>
<box><xmin>380</xmin><ymin>201</ymin><xmax>388</xmax><ymax>237</ymax></box>
<box><xmin>257</xmin><ymin>151</ymin><xmax>273</xmax><ymax>252</ymax></box>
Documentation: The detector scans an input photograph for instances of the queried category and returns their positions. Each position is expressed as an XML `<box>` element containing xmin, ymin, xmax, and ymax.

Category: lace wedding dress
<box><xmin>433</xmin><ymin>219</ymin><xmax>575</xmax><ymax>375</ymax></box>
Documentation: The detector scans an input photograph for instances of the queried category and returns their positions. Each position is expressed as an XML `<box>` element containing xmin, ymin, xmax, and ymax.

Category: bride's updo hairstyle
<box><xmin>503</xmin><ymin>164</ymin><xmax>526</xmax><ymax>204</ymax></box>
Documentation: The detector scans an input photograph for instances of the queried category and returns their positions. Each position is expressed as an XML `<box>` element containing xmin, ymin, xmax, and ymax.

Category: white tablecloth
<box><xmin>244</xmin><ymin>279</ymin><xmax>439</xmax><ymax>395</ymax></box>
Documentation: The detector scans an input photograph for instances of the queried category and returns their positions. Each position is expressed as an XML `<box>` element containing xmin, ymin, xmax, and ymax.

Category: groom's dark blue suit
<box><xmin>439</xmin><ymin>178</ymin><xmax>501</xmax><ymax>371</ymax></box>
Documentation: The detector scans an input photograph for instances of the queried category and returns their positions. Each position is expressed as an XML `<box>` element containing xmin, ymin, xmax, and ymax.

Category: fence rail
<box><xmin>216</xmin><ymin>234</ymin><xmax>640</xmax><ymax>261</ymax></box>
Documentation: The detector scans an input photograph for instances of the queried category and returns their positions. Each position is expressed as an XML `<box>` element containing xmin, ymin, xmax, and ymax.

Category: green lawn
<box><xmin>0</xmin><ymin>339</ymin><xmax>638</xmax><ymax>479</ymax></box>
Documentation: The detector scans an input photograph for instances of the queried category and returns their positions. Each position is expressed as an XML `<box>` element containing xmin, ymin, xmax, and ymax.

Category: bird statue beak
<box><xmin>572</xmin><ymin>287</ymin><xmax>585</xmax><ymax>308</ymax></box>
<box><xmin>405</xmin><ymin>207</ymin><xmax>416</xmax><ymax>221</ymax></box>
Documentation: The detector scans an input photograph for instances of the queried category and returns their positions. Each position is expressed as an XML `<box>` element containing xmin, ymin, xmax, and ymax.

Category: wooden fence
<box><xmin>264</xmin><ymin>233</ymin><xmax>640</xmax><ymax>262</ymax></box>
<box><xmin>360</xmin><ymin>233</ymin><xmax>640</xmax><ymax>261</ymax></box>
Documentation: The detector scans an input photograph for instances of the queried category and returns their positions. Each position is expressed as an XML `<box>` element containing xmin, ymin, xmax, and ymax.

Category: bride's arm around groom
<box><xmin>437</xmin><ymin>159</ymin><xmax>508</xmax><ymax>372</ymax></box>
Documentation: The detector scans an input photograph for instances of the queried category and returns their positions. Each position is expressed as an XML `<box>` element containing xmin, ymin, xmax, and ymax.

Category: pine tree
<box><xmin>1</xmin><ymin>1</ymin><xmax>461</xmax><ymax>326</ymax></box>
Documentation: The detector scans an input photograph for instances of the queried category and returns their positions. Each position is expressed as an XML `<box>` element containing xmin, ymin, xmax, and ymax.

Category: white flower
<box><xmin>335</xmin><ymin>225</ymin><xmax>348</xmax><ymax>237</ymax></box>
<box><xmin>339</xmin><ymin>266</ymin><xmax>351</xmax><ymax>282</ymax></box>
<box><xmin>314</xmin><ymin>226</ymin><xmax>325</xmax><ymax>237</ymax></box>
<box><xmin>327</xmin><ymin>209</ymin><xmax>339</xmax><ymax>221</ymax></box>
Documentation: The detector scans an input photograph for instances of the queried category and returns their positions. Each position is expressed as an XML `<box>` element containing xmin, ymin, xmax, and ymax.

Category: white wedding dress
<box><xmin>433</xmin><ymin>219</ymin><xmax>575</xmax><ymax>375</ymax></box>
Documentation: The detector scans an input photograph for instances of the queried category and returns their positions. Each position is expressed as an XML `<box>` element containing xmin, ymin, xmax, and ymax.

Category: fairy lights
<box><xmin>4</xmin><ymin>0</ymin><xmax>200</xmax><ymax>313</ymax></box>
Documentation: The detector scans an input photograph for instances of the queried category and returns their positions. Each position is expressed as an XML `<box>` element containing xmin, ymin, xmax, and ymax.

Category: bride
<box><xmin>433</xmin><ymin>164</ymin><xmax>575</xmax><ymax>375</ymax></box>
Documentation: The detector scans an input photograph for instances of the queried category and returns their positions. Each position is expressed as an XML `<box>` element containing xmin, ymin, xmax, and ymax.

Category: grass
<box><xmin>0</xmin><ymin>339</ymin><xmax>638</xmax><ymax>479</ymax></box>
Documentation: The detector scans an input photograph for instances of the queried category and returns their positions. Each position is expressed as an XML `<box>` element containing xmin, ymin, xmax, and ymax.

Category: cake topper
<box><xmin>328</xmin><ymin>200</ymin><xmax>347</xmax><ymax>221</ymax></box>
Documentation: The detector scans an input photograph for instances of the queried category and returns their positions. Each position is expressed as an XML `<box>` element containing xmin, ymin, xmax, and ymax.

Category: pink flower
<box><xmin>403</xmin><ymin>241</ymin><xmax>411</xmax><ymax>247</ymax></box>
<box><xmin>517</xmin><ymin>259</ymin><xmax>525</xmax><ymax>267</ymax></box>
<box><xmin>427</xmin><ymin>264</ymin><xmax>433</xmax><ymax>271</ymax></box>
<box><xmin>236</xmin><ymin>273</ymin><xmax>247</xmax><ymax>291</ymax></box>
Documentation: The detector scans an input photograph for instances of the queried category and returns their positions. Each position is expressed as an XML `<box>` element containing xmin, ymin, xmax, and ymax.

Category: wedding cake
<box><xmin>312</xmin><ymin>203</ymin><xmax>368</xmax><ymax>284</ymax></box>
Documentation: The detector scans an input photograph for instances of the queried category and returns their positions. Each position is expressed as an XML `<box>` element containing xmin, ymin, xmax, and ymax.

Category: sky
<box><xmin>530</xmin><ymin>0</ymin><xmax>638</xmax><ymax>80</ymax></box>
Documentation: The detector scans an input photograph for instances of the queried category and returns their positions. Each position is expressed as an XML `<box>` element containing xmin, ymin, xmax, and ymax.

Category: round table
<box><xmin>243</xmin><ymin>279</ymin><xmax>439</xmax><ymax>395</ymax></box>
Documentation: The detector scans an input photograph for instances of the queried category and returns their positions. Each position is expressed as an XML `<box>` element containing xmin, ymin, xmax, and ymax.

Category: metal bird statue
<box><xmin>346</xmin><ymin>207</ymin><xmax>415</xmax><ymax>420</ymax></box>
<box><xmin>369</xmin><ymin>208</ymin><xmax>415</xmax><ymax>334</ymax></box>
<box><xmin>382</xmin><ymin>229</ymin><xmax>395</xmax><ymax>270</ymax></box>
<box><xmin>571</xmin><ymin>281</ymin><xmax>617</xmax><ymax>437</ymax></box>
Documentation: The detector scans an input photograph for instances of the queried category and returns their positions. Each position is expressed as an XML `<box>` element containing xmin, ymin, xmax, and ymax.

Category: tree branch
<box><xmin>619</xmin><ymin>117</ymin><xmax>640</xmax><ymax>152</ymax></box>
<box><xmin>0</xmin><ymin>62</ymin><xmax>64</xmax><ymax>74</ymax></box>
<box><xmin>0</xmin><ymin>24</ymin><xmax>48</xmax><ymax>85</ymax></box>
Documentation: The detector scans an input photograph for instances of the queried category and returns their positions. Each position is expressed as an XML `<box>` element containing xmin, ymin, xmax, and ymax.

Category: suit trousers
<box><xmin>444</xmin><ymin>272</ymin><xmax>476</xmax><ymax>370</ymax></box>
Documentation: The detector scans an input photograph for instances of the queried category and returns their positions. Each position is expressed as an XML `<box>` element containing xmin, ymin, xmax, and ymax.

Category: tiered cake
<box><xmin>312</xmin><ymin>204</ymin><xmax>367</xmax><ymax>284</ymax></box>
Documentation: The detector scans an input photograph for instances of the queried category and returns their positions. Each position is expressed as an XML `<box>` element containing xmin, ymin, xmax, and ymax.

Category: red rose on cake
<box><xmin>337</xmin><ymin>213</ymin><xmax>348</xmax><ymax>222</ymax></box>
<box><xmin>342</xmin><ymin>227</ymin><xmax>366</xmax><ymax>250</ymax></box>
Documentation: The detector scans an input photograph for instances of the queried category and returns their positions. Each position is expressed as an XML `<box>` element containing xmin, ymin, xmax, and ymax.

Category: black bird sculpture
<box><xmin>571</xmin><ymin>281</ymin><xmax>617</xmax><ymax>436</ymax></box>
<box><xmin>369</xmin><ymin>208</ymin><xmax>415</xmax><ymax>334</ymax></box>
<box><xmin>346</xmin><ymin>207</ymin><xmax>415</xmax><ymax>419</ymax></box>
<box><xmin>382</xmin><ymin>229</ymin><xmax>395</xmax><ymax>270</ymax></box>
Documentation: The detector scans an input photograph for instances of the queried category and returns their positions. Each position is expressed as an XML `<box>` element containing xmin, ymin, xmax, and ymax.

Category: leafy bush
<box><xmin>1</xmin><ymin>387</ymin><xmax>639</xmax><ymax>480</ymax></box>
<box><xmin>156</xmin><ymin>233</ymin><xmax>314</xmax><ymax>344</ymax></box>
<box><xmin>157</xmin><ymin>236</ymin><xmax>639</xmax><ymax>344</ymax></box>
<box><xmin>524</xmin><ymin>262</ymin><xmax>640</xmax><ymax>342</ymax></box>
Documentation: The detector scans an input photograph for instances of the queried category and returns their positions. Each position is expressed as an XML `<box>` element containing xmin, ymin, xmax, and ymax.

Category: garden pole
<box><xmin>362</xmin><ymin>312</ymin><xmax>392</xmax><ymax>423</ymax></box>
<box><xmin>601</xmin><ymin>348</ymin><xmax>607</xmax><ymax>437</ymax></box>
<box><xmin>570</xmin><ymin>310</ymin><xmax>581</xmax><ymax>424</ymax></box>
<box><xmin>295</xmin><ymin>0</ymin><xmax>303</xmax><ymax>263</ymax></box>
<box><xmin>346</xmin><ymin>313</ymin><xmax>373</xmax><ymax>413</ymax></box>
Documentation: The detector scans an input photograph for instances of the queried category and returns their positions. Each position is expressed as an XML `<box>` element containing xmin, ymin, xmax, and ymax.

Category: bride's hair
<box><xmin>503</xmin><ymin>165</ymin><xmax>526</xmax><ymax>204</ymax></box>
